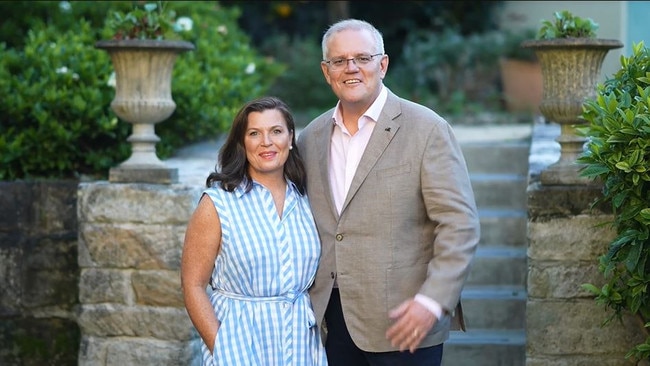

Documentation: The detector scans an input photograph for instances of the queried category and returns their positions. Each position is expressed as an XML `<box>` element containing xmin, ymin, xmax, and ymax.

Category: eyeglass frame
<box><xmin>322</xmin><ymin>53</ymin><xmax>384</xmax><ymax>70</ymax></box>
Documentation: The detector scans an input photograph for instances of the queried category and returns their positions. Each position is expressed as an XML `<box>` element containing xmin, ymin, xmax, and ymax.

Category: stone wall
<box><xmin>526</xmin><ymin>123</ymin><xmax>648</xmax><ymax>366</ymax></box>
<box><xmin>76</xmin><ymin>181</ymin><xmax>202</xmax><ymax>365</ymax></box>
<box><xmin>0</xmin><ymin>180</ymin><xmax>80</xmax><ymax>365</ymax></box>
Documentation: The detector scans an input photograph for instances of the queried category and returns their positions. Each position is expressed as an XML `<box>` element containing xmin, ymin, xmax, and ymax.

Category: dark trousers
<box><xmin>324</xmin><ymin>288</ymin><xmax>444</xmax><ymax>366</ymax></box>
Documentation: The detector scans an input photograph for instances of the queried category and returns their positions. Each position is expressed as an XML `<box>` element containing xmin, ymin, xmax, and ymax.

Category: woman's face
<box><xmin>244</xmin><ymin>109</ymin><xmax>293</xmax><ymax>182</ymax></box>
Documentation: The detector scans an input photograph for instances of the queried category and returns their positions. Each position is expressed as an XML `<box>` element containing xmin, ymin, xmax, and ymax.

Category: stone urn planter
<box><xmin>522</xmin><ymin>38</ymin><xmax>622</xmax><ymax>185</ymax></box>
<box><xmin>96</xmin><ymin>39</ymin><xmax>194</xmax><ymax>184</ymax></box>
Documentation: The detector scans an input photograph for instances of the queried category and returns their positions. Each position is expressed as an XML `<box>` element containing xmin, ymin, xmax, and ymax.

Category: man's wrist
<box><xmin>414</xmin><ymin>293</ymin><xmax>443</xmax><ymax>319</ymax></box>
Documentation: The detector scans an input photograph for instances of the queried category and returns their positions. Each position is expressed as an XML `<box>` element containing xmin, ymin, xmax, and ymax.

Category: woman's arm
<box><xmin>181</xmin><ymin>194</ymin><xmax>222</xmax><ymax>353</ymax></box>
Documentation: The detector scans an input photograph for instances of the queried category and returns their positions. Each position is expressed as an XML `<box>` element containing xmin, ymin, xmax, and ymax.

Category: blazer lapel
<box><xmin>340</xmin><ymin>92</ymin><xmax>401</xmax><ymax>213</ymax></box>
<box><xmin>312</xmin><ymin>114</ymin><xmax>340</xmax><ymax>219</ymax></box>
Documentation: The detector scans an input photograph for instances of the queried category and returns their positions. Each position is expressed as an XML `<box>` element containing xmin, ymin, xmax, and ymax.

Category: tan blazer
<box><xmin>297</xmin><ymin>90</ymin><xmax>480</xmax><ymax>353</ymax></box>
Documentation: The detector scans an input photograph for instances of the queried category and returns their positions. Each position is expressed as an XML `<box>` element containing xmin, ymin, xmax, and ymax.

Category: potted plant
<box><xmin>499</xmin><ymin>28</ymin><xmax>543</xmax><ymax>114</ymax></box>
<box><xmin>96</xmin><ymin>1</ymin><xmax>194</xmax><ymax>184</ymax></box>
<box><xmin>521</xmin><ymin>10</ymin><xmax>622</xmax><ymax>186</ymax></box>
<box><xmin>578</xmin><ymin>41</ymin><xmax>650</xmax><ymax>363</ymax></box>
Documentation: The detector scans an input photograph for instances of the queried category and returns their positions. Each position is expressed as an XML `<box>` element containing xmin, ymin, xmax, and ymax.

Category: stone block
<box><xmin>78</xmin><ymin>182</ymin><xmax>200</xmax><ymax>224</ymax></box>
<box><xmin>0</xmin><ymin>246</ymin><xmax>22</xmax><ymax>315</ymax></box>
<box><xmin>526</xmin><ymin>300</ymin><xmax>646</xmax><ymax>357</ymax></box>
<box><xmin>527</xmin><ymin>261</ymin><xmax>602</xmax><ymax>298</ymax></box>
<box><xmin>527</xmin><ymin>182</ymin><xmax>610</xmax><ymax>218</ymax></box>
<box><xmin>526</xmin><ymin>355</ymin><xmax>643</xmax><ymax>366</ymax></box>
<box><xmin>79</xmin><ymin>223</ymin><xmax>183</xmax><ymax>269</ymax></box>
<box><xmin>0</xmin><ymin>182</ymin><xmax>30</xmax><ymax>232</ymax></box>
<box><xmin>24</xmin><ymin>237</ymin><xmax>77</xmax><ymax>270</ymax></box>
<box><xmin>31</xmin><ymin>180</ymin><xmax>78</xmax><ymax>234</ymax></box>
<box><xmin>77</xmin><ymin>304</ymin><xmax>194</xmax><ymax>340</ymax></box>
<box><xmin>528</xmin><ymin>215</ymin><xmax>615</xmax><ymax>261</ymax></box>
<box><xmin>132</xmin><ymin>269</ymin><xmax>184</xmax><ymax>307</ymax></box>
<box><xmin>22</xmin><ymin>264</ymin><xmax>78</xmax><ymax>308</ymax></box>
<box><xmin>79</xmin><ymin>336</ymin><xmax>194</xmax><ymax>366</ymax></box>
<box><xmin>79</xmin><ymin>268</ymin><xmax>131</xmax><ymax>304</ymax></box>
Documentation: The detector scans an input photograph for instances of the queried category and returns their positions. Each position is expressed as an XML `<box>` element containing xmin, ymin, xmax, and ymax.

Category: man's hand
<box><xmin>385</xmin><ymin>299</ymin><xmax>437</xmax><ymax>353</ymax></box>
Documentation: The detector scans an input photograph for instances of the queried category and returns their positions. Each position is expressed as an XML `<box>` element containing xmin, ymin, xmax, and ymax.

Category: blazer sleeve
<box><xmin>418</xmin><ymin>120</ymin><xmax>481</xmax><ymax>312</ymax></box>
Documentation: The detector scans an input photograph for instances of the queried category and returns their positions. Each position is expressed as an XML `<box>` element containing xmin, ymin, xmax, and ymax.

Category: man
<box><xmin>296</xmin><ymin>18</ymin><xmax>480</xmax><ymax>365</ymax></box>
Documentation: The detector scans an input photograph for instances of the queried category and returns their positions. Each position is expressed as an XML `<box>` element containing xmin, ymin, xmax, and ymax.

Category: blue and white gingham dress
<box><xmin>200</xmin><ymin>180</ymin><xmax>327</xmax><ymax>366</ymax></box>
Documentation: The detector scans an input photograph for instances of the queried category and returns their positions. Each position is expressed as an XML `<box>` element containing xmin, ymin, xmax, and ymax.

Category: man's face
<box><xmin>321</xmin><ymin>28</ymin><xmax>388</xmax><ymax>110</ymax></box>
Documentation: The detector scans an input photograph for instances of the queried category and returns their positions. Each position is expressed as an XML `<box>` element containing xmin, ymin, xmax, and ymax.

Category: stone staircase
<box><xmin>442</xmin><ymin>134</ymin><xmax>530</xmax><ymax>366</ymax></box>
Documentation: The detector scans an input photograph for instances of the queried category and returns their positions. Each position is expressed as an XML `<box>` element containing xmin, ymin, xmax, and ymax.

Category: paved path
<box><xmin>166</xmin><ymin>123</ymin><xmax>538</xmax><ymax>187</ymax></box>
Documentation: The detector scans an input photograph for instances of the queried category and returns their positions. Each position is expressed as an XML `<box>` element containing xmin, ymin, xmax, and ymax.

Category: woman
<box><xmin>181</xmin><ymin>96</ymin><xmax>327</xmax><ymax>366</ymax></box>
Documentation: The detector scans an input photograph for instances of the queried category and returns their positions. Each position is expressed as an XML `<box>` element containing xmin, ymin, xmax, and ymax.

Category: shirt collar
<box><xmin>233</xmin><ymin>178</ymin><xmax>297</xmax><ymax>198</ymax></box>
<box><xmin>332</xmin><ymin>84</ymin><xmax>388</xmax><ymax>126</ymax></box>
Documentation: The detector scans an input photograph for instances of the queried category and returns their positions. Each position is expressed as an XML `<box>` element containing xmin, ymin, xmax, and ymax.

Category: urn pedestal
<box><xmin>522</xmin><ymin>38</ymin><xmax>622</xmax><ymax>185</ymax></box>
<box><xmin>96</xmin><ymin>39</ymin><xmax>194</xmax><ymax>184</ymax></box>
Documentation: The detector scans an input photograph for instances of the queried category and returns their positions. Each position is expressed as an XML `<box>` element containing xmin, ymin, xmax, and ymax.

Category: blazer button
<box><xmin>336</xmin><ymin>234</ymin><xmax>343</xmax><ymax>241</ymax></box>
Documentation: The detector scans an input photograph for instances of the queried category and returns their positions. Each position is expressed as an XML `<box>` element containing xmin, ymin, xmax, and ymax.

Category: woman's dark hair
<box><xmin>206</xmin><ymin>96</ymin><xmax>307</xmax><ymax>194</ymax></box>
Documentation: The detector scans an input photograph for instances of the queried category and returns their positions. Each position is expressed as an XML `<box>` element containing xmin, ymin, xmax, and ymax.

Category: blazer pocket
<box><xmin>376</xmin><ymin>163</ymin><xmax>411</xmax><ymax>178</ymax></box>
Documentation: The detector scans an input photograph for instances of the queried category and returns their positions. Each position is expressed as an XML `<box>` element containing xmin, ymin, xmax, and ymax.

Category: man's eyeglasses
<box><xmin>323</xmin><ymin>54</ymin><xmax>384</xmax><ymax>71</ymax></box>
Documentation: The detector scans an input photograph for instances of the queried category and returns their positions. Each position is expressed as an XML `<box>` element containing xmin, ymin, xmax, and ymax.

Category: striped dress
<box><xmin>200</xmin><ymin>180</ymin><xmax>327</xmax><ymax>366</ymax></box>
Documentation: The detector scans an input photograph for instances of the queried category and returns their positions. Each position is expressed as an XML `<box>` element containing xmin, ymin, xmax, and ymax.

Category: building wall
<box><xmin>627</xmin><ymin>1</ymin><xmax>650</xmax><ymax>52</ymax></box>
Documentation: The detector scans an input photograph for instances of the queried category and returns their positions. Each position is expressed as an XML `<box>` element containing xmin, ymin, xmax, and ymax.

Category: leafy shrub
<box><xmin>578</xmin><ymin>41</ymin><xmax>650</xmax><ymax>363</ymax></box>
<box><xmin>386</xmin><ymin>28</ymin><xmax>505</xmax><ymax>116</ymax></box>
<box><xmin>0</xmin><ymin>21</ymin><xmax>129</xmax><ymax>180</ymax></box>
<box><xmin>501</xmin><ymin>28</ymin><xmax>538</xmax><ymax>61</ymax></box>
<box><xmin>259</xmin><ymin>34</ymin><xmax>337</xmax><ymax>126</ymax></box>
<box><xmin>0</xmin><ymin>1</ymin><xmax>284</xmax><ymax>180</ymax></box>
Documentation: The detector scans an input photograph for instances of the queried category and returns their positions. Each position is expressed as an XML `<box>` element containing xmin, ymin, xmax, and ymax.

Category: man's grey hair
<box><xmin>321</xmin><ymin>19</ymin><xmax>385</xmax><ymax>60</ymax></box>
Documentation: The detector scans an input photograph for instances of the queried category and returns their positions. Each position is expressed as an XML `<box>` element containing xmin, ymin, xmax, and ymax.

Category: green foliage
<box><xmin>0</xmin><ymin>1</ymin><xmax>138</xmax><ymax>48</ymax></box>
<box><xmin>259</xmin><ymin>34</ymin><xmax>337</xmax><ymax>126</ymax></box>
<box><xmin>577</xmin><ymin>41</ymin><xmax>650</xmax><ymax>362</ymax></box>
<box><xmin>106</xmin><ymin>1</ymin><xmax>178</xmax><ymax>40</ymax></box>
<box><xmin>0</xmin><ymin>1</ymin><xmax>284</xmax><ymax>180</ymax></box>
<box><xmin>536</xmin><ymin>10</ymin><xmax>599</xmax><ymax>40</ymax></box>
<box><xmin>502</xmin><ymin>28</ymin><xmax>538</xmax><ymax>61</ymax></box>
<box><xmin>386</xmin><ymin>28</ymin><xmax>504</xmax><ymax>116</ymax></box>
<box><xmin>0</xmin><ymin>21</ymin><xmax>130</xmax><ymax>180</ymax></box>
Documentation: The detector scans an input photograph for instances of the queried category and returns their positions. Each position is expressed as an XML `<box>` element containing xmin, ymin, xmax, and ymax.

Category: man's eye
<box><xmin>331</xmin><ymin>59</ymin><xmax>345</xmax><ymax>66</ymax></box>
<box><xmin>357</xmin><ymin>56</ymin><xmax>371</xmax><ymax>63</ymax></box>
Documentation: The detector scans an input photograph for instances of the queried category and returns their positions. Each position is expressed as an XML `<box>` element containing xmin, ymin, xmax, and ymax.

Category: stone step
<box><xmin>444</xmin><ymin>135</ymin><xmax>529</xmax><ymax>366</ymax></box>
<box><xmin>443</xmin><ymin>329</ymin><xmax>526</xmax><ymax>366</ymax></box>
<box><xmin>479</xmin><ymin>208</ymin><xmax>527</xmax><ymax>247</ymax></box>
<box><xmin>461</xmin><ymin>286</ymin><xmax>526</xmax><ymax>329</ymax></box>
<box><xmin>471</xmin><ymin>173</ymin><xmax>528</xmax><ymax>210</ymax></box>
<box><xmin>461</xmin><ymin>140</ymin><xmax>530</xmax><ymax>175</ymax></box>
<box><xmin>465</xmin><ymin>246</ymin><xmax>527</xmax><ymax>287</ymax></box>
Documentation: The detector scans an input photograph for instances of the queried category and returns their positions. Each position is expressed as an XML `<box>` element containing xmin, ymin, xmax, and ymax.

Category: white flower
<box><xmin>174</xmin><ymin>17</ymin><xmax>193</xmax><ymax>32</ymax></box>
<box><xmin>245</xmin><ymin>63</ymin><xmax>256</xmax><ymax>74</ymax></box>
<box><xmin>56</xmin><ymin>66</ymin><xmax>69</xmax><ymax>74</ymax></box>
<box><xmin>107</xmin><ymin>72</ymin><xmax>116</xmax><ymax>88</ymax></box>
<box><xmin>217</xmin><ymin>25</ymin><xmax>228</xmax><ymax>35</ymax></box>
<box><xmin>59</xmin><ymin>1</ymin><xmax>71</xmax><ymax>12</ymax></box>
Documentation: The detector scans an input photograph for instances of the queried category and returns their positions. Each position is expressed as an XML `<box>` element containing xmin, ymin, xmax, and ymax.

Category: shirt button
<box><xmin>330</xmin><ymin>272</ymin><xmax>335</xmax><ymax>279</ymax></box>
<box><xmin>336</xmin><ymin>234</ymin><xmax>343</xmax><ymax>241</ymax></box>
